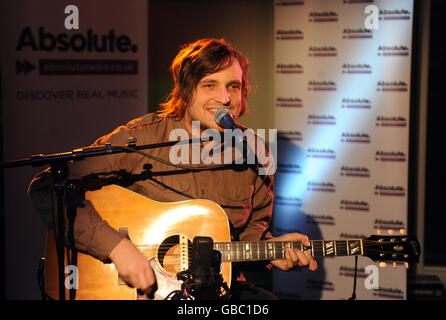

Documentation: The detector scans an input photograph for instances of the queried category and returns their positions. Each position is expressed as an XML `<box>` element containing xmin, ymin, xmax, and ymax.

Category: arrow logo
<box><xmin>16</xmin><ymin>59</ymin><xmax>36</xmax><ymax>75</ymax></box>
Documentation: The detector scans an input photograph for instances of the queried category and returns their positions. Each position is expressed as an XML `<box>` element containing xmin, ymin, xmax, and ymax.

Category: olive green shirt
<box><xmin>28</xmin><ymin>113</ymin><xmax>274</xmax><ymax>262</ymax></box>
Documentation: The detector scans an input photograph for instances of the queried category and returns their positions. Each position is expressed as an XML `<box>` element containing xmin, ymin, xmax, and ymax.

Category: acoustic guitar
<box><xmin>44</xmin><ymin>184</ymin><xmax>420</xmax><ymax>300</ymax></box>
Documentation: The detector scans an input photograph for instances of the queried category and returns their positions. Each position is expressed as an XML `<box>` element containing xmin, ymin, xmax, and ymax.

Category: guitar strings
<box><xmin>135</xmin><ymin>239</ymin><xmax>412</xmax><ymax>250</ymax></box>
<box><xmin>139</xmin><ymin>241</ymin><xmax>413</xmax><ymax>263</ymax></box>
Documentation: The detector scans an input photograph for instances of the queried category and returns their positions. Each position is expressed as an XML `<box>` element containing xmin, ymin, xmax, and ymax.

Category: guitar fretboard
<box><xmin>213</xmin><ymin>239</ymin><xmax>363</xmax><ymax>262</ymax></box>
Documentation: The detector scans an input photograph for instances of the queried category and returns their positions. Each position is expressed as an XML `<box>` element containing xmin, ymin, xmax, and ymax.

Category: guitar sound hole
<box><xmin>157</xmin><ymin>235</ymin><xmax>191</xmax><ymax>275</ymax></box>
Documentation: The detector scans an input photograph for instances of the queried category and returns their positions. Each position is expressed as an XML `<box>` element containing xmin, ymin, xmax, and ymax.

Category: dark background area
<box><xmin>424</xmin><ymin>0</ymin><xmax>446</xmax><ymax>266</ymax></box>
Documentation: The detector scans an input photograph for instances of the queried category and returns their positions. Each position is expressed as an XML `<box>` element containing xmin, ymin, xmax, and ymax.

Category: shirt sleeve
<box><xmin>237</xmin><ymin>132</ymin><xmax>276</xmax><ymax>242</ymax></box>
<box><xmin>28</xmin><ymin>125</ymin><xmax>136</xmax><ymax>262</ymax></box>
<box><xmin>238</xmin><ymin>172</ymin><xmax>274</xmax><ymax>242</ymax></box>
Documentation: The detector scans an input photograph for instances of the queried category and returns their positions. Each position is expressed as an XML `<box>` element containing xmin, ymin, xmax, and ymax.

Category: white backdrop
<box><xmin>273</xmin><ymin>0</ymin><xmax>413</xmax><ymax>299</ymax></box>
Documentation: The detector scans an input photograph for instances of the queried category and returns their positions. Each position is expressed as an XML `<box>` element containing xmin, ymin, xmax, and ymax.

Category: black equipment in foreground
<box><xmin>172</xmin><ymin>236</ymin><xmax>229</xmax><ymax>300</ymax></box>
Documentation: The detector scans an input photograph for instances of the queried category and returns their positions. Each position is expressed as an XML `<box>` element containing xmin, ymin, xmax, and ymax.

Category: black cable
<box><xmin>114</xmin><ymin>141</ymin><xmax>252</xmax><ymax>172</ymax></box>
<box><xmin>348</xmin><ymin>255</ymin><xmax>358</xmax><ymax>300</ymax></box>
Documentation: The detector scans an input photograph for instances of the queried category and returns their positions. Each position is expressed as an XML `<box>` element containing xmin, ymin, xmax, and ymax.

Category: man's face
<box><xmin>183</xmin><ymin>60</ymin><xmax>243</xmax><ymax>134</ymax></box>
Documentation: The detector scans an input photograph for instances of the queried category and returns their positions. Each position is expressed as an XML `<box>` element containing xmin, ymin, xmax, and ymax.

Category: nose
<box><xmin>215</xmin><ymin>87</ymin><xmax>230</xmax><ymax>105</ymax></box>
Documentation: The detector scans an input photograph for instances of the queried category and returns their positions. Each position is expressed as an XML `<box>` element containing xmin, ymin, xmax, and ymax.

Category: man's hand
<box><xmin>268</xmin><ymin>233</ymin><xmax>318</xmax><ymax>271</ymax></box>
<box><xmin>108</xmin><ymin>238</ymin><xmax>156</xmax><ymax>295</ymax></box>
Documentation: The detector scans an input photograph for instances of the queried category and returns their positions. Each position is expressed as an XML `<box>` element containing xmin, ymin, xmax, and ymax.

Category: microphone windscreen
<box><xmin>214</xmin><ymin>108</ymin><xmax>232</xmax><ymax>127</ymax></box>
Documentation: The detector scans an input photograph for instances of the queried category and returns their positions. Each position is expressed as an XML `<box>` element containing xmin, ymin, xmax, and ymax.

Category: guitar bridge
<box><xmin>179</xmin><ymin>234</ymin><xmax>189</xmax><ymax>272</ymax></box>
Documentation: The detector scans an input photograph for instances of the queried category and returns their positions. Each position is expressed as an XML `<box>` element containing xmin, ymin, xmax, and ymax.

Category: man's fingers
<box><xmin>305</xmin><ymin>251</ymin><xmax>318</xmax><ymax>271</ymax></box>
<box><xmin>285</xmin><ymin>248</ymin><xmax>310</xmax><ymax>268</ymax></box>
<box><xmin>294</xmin><ymin>249</ymin><xmax>310</xmax><ymax>267</ymax></box>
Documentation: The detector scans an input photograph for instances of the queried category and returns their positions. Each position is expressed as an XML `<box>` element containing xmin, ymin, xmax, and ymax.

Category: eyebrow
<box><xmin>199</xmin><ymin>79</ymin><xmax>242</xmax><ymax>86</ymax></box>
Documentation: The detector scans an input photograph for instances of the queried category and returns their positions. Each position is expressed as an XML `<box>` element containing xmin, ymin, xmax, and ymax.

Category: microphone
<box><xmin>214</xmin><ymin>108</ymin><xmax>243</xmax><ymax>143</ymax></box>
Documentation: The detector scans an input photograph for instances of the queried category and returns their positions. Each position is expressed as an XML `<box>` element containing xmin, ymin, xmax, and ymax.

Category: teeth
<box><xmin>209</xmin><ymin>108</ymin><xmax>218</xmax><ymax>112</ymax></box>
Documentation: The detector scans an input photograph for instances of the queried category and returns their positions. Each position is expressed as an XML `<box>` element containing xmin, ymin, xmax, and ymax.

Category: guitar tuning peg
<box><xmin>393</xmin><ymin>262</ymin><xmax>397</xmax><ymax>269</ymax></box>
<box><xmin>388</xmin><ymin>229</ymin><xmax>394</xmax><ymax>235</ymax></box>
<box><xmin>377</xmin><ymin>229</ymin><xmax>382</xmax><ymax>235</ymax></box>
<box><xmin>399</xmin><ymin>229</ymin><xmax>406</xmax><ymax>235</ymax></box>
<box><xmin>379</xmin><ymin>262</ymin><xmax>387</xmax><ymax>268</ymax></box>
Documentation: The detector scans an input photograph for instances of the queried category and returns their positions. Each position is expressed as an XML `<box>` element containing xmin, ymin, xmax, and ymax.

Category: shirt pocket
<box><xmin>216</xmin><ymin>184</ymin><xmax>254</xmax><ymax>228</ymax></box>
<box><xmin>218</xmin><ymin>184</ymin><xmax>253</xmax><ymax>204</ymax></box>
<box><xmin>132</xmin><ymin>178</ymin><xmax>191</xmax><ymax>202</ymax></box>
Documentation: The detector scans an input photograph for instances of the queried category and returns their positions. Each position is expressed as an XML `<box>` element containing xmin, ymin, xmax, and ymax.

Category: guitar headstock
<box><xmin>363</xmin><ymin>231</ymin><xmax>420</xmax><ymax>265</ymax></box>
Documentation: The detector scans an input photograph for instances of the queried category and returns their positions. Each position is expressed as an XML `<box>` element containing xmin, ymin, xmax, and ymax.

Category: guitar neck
<box><xmin>214</xmin><ymin>239</ymin><xmax>364</xmax><ymax>262</ymax></box>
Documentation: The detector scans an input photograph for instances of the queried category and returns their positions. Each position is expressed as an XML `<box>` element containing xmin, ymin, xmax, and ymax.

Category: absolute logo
<box><xmin>376</xmin><ymin>116</ymin><xmax>407</xmax><ymax>127</ymax></box>
<box><xmin>342</xmin><ymin>28</ymin><xmax>373</xmax><ymax>39</ymax></box>
<box><xmin>342</xmin><ymin>63</ymin><xmax>372</xmax><ymax>74</ymax></box>
<box><xmin>277</xmin><ymin>162</ymin><xmax>302</xmax><ymax>174</ymax></box>
<box><xmin>378</xmin><ymin>45</ymin><xmax>409</xmax><ymax>56</ymax></box>
<box><xmin>339</xmin><ymin>232</ymin><xmax>368</xmax><ymax>240</ymax></box>
<box><xmin>275</xmin><ymin>195</ymin><xmax>303</xmax><ymax>207</ymax></box>
<box><xmin>379</xmin><ymin>9</ymin><xmax>411</xmax><ymax>21</ymax></box>
<box><xmin>308</xmin><ymin>46</ymin><xmax>337</xmax><ymax>57</ymax></box>
<box><xmin>305</xmin><ymin>279</ymin><xmax>334</xmax><ymax>291</ymax></box>
<box><xmin>308</xmin><ymin>11</ymin><xmax>338</xmax><ymax>23</ymax></box>
<box><xmin>278</xmin><ymin>130</ymin><xmax>303</xmax><ymax>141</ymax></box>
<box><xmin>341</xmin><ymin>98</ymin><xmax>371</xmax><ymax>109</ymax></box>
<box><xmin>341</xmin><ymin>132</ymin><xmax>371</xmax><ymax>143</ymax></box>
<box><xmin>372</xmin><ymin>287</ymin><xmax>404</xmax><ymax>299</ymax></box>
<box><xmin>306</xmin><ymin>214</ymin><xmax>335</xmax><ymax>226</ymax></box>
<box><xmin>374</xmin><ymin>185</ymin><xmax>405</xmax><ymax>197</ymax></box>
<box><xmin>308</xmin><ymin>80</ymin><xmax>337</xmax><ymax>91</ymax></box>
<box><xmin>374</xmin><ymin>218</ymin><xmax>405</xmax><ymax>230</ymax></box>
<box><xmin>16</xmin><ymin>27</ymin><xmax>138</xmax><ymax>53</ymax></box>
<box><xmin>16</xmin><ymin>27</ymin><xmax>139</xmax><ymax>76</ymax></box>
<box><xmin>339</xmin><ymin>266</ymin><xmax>368</xmax><ymax>278</ymax></box>
<box><xmin>275</xmin><ymin>0</ymin><xmax>304</xmax><ymax>6</ymax></box>
<box><xmin>375</xmin><ymin>150</ymin><xmax>406</xmax><ymax>162</ymax></box>
<box><xmin>340</xmin><ymin>199</ymin><xmax>370</xmax><ymax>211</ymax></box>
<box><xmin>275</xmin><ymin>29</ymin><xmax>304</xmax><ymax>40</ymax></box>
<box><xmin>307</xmin><ymin>114</ymin><xmax>336</xmax><ymax>125</ymax></box>
<box><xmin>307</xmin><ymin>147</ymin><xmax>336</xmax><ymax>159</ymax></box>
<box><xmin>276</xmin><ymin>97</ymin><xmax>303</xmax><ymax>108</ymax></box>
<box><xmin>276</xmin><ymin>63</ymin><xmax>303</xmax><ymax>74</ymax></box>
<box><xmin>340</xmin><ymin>166</ymin><xmax>370</xmax><ymax>178</ymax></box>
<box><xmin>377</xmin><ymin>81</ymin><xmax>408</xmax><ymax>92</ymax></box>
<box><xmin>307</xmin><ymin>181</ymin><xmax>335</xmax><ymax>192</ymax></box>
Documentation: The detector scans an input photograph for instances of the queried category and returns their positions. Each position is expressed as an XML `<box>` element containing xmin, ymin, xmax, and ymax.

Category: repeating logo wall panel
<box><xmin>273</xmin><ymin>0</ymin><xmax>413</xmax><ymax>300</ymax></box>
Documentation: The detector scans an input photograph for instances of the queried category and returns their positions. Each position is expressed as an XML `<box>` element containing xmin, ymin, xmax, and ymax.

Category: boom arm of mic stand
<box><xmin>0</xmin><ymin>136</ymin><xmax>212</xmax><ymax>300</ymax></box>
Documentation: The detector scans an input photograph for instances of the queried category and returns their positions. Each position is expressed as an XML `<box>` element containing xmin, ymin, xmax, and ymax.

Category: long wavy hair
<box><xmin>157</xmin><ymin>38</ymin><xmax>250</xmax><ymax>118</ymax></box>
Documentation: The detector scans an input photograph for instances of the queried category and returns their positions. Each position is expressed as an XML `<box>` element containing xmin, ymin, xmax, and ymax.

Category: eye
<box><xmin>202</xmin><ymin>83</ymin><xmax>214</xmax><ymax>89</ymax></box>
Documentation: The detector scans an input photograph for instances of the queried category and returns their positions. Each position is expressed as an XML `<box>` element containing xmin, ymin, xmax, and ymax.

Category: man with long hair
<box><xmin>29</xmin><ymin>38</ymin><xmax>317</xmax><ymax>300</ymax></box>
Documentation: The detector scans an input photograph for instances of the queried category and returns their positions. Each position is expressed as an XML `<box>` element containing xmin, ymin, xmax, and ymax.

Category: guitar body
<box><xmin>45</xmin><ymin>184</ymin><xmax>232</xmax><ymax>300</ymax></box>
<box><xmin>44</xmin><ymin>185</ymin><xmax>421</xmax><ymax>299</ymax></box>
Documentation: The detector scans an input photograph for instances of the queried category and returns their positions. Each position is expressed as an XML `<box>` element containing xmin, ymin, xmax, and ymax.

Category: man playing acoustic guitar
<box><xmin>29</xmin><ymin>38</ymin><xmax>317</xmax><ymax>300</ymax></box>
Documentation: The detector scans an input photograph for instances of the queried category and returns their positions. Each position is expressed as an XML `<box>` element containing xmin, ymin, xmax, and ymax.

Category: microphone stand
<box><xmin>348</xmin><ymin>255</ymin><xmax>359</xmax><ymax>300</ymax></box>
<box><xmin>173</xmin><ymin>237</ymin><xmax>228</xmax><ymax>300</ymax></box>
<box><xmin>0</xmin><ymin>136</ymin><xmax>212</xmax><ymax>300</ymax></box>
